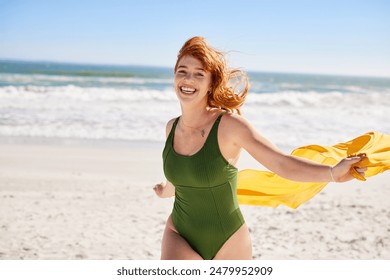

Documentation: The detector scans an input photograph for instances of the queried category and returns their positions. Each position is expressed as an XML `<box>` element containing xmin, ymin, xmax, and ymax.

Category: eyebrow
<box><xmin>177</xmin><ymin>65</ymin><xmax>206</xmax><ymax>71</ymax></box>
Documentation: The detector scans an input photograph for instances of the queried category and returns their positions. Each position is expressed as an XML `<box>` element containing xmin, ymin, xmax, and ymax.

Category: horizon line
<box><xmin>1</xmin><ymin>57</ymin><xmax>389</xmax><ymax>80</ymax></box>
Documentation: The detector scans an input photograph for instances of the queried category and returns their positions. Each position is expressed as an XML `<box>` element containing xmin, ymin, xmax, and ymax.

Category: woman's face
<box><xmin>174</xmin><ymin>55</ymin><xmax>212</xmax><ymax>106</ymax></box>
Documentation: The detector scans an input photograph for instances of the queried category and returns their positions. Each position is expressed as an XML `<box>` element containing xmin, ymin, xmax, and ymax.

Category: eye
<box><xmin>176</xmin><ymin>70</ymin><xmax>186</xmax><ymax>75</ymax></box>
<box><xmin>195</xmin><ymin>72</ymin><xmax>205</xmax><ymax>77</ymax></box>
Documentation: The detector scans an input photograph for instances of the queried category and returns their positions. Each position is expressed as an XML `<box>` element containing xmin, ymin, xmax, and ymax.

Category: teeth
<box><xmin>181</xmin><ymin>87</ymin><xmax>196</xmax><ymax>94</ymax></box>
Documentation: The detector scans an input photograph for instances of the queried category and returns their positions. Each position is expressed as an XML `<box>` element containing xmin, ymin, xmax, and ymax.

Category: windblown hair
<box><xmin>174</xmin><ymin>36</ymin><xmax>249</xmax><ymax>114</ymax></box>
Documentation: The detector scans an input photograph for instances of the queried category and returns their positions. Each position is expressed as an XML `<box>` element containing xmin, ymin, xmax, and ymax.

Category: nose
<box><xmin>184</xmin><ymin>73</ymin><xmax>192</xmax><ymax>81</ymax></box>
<box><xmin>183</xmin><ymin>72</ymin><xmax>194</xmax><ymax>82</ymax></box>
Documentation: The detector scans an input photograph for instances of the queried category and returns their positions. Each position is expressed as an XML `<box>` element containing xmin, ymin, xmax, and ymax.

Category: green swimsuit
<box><xmin>163</xmin><ymin>113</ymin><xmax>245</xmax><ymax>260</ymax></box>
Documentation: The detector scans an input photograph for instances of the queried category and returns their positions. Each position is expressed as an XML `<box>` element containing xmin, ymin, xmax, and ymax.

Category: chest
<box><xmin>163</xmin><ymin>146</ymin><xmax>236</xmax><ymax>188</ymax></box>
<box><xmin>172</xmin><ymin>125</ymin><xmax>212</xmax><ymax>156</ymax></box>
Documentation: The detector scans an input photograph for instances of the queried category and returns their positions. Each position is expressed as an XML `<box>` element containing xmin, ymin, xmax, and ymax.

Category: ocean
<box><xmin>1</xmin><ymin>60</ymin><xmax>389</xmax><ymax>151</ymax></box>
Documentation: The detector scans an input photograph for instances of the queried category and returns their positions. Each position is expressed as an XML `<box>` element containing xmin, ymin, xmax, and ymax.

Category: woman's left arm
<box><xmin>229</xmin><ymin>115</ymin><xmax>365</xmax><ymax>182</ymax></box>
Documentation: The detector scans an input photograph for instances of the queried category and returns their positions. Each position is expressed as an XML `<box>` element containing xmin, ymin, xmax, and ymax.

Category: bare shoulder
<box><xmin>220</xmin><ymin>112</ymin><xmax>253</xmax><ymax>133</ymax></box>
<box><xmin>219</xmin><ymin>112</ymin><xmax>256</xmax><ymax>145</ymax></box>
<box><xmin>165</xmin><ymin>117</ymin><xmax>178</xmax><ymax>138</ymax></box>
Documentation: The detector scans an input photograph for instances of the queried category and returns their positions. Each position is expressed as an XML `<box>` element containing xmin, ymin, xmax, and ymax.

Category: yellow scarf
<box><xmin>237</xmin><ymin>132</ymin><xmax>390</xmax><ymax>209</ymax></box>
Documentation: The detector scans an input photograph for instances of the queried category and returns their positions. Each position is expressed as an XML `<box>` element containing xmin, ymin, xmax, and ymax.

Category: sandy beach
<box><xmin>0</xmin><ymin>137</ymin><xmax>389</xmax><ymax>260</ymax></box>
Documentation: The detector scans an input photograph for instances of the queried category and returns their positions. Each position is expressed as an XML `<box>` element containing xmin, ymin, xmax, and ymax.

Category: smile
<box><xmin>180</xmin><ymin>86</ymin><xmax>196</xmax><ymax>94</ymax></box>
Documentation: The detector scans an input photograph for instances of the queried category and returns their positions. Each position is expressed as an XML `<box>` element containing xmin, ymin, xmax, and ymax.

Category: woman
<box><xmin>153</xmin><ymin>36</ymin><xmax>366</xmax><ymax>260</ymax></box>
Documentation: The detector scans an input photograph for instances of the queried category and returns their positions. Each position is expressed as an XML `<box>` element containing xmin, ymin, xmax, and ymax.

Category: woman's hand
<box><xmin>332</xmin><ymin>154</ymin><xmax>367</xmax><ymax>182</ymax></box>
<box><xmin>153</xmin><ymin>182</ymin><xmax>166</xmax><ymax>198</ymax></box>
<box><xmin>153</xmin><ymin>181</ymin><xmax>175</xmax><ymax>198</ymax></box>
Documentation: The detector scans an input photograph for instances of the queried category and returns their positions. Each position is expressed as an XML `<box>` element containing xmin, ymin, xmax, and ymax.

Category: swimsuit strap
<box><xmin>214</xmin><ymin>111</ymin><xmax>226</xmax><ymax>128</ymax></box>
<box><xmin>166</xmin><ymin>117</ymin><xmax>180</xmax><ymax>144</ymax></box>
<box><xmin>205</xmin><ymin>111</ymin><xmax>226</xmax><ymax>149</ymax></box>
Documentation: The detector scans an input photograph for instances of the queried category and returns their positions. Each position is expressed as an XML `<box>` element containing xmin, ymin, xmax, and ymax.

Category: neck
<box><xmin>180</xmin><ymin>105</ymin><xmax>210</xmax><ymax>127</ymax></box>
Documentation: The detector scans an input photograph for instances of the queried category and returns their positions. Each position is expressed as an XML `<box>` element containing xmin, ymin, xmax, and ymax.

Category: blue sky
<box><xmin>0</xmin><ymin>0</ymin><xmax>389</xmax><ymax>77</ymax></box>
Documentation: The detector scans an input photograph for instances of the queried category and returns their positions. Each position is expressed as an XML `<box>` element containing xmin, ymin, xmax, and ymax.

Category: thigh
<box><xmin>160</xmin><ymin>215</ymin><xmax>203</xmax><ymax>260</ymax></box>
<box><xmin>213</xmin><ymin>223</ymin><xmax>253</xmax><ymax>260</ymax></box>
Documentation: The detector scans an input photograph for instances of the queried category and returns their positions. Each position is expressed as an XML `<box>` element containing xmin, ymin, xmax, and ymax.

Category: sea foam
<box><xmin>1</xmin><ymin>64</ymin><xmax>389</xmax><ymax>150</ymax></box>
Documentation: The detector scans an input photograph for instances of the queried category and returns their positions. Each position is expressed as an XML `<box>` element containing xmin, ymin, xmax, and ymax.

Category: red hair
<box><xmin>175</xmin><ymin>36</ymin><xmax>249</xmax><ymax>114</ymax></box>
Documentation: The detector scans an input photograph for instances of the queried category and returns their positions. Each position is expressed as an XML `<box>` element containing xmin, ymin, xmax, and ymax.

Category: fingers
<box><xmin>347</xmin><ymin>153</ymin><xmax>367</xmax><ymax>181</ymax></box>
<box><xmin>349</xmin><ymin>166</ymin><xmax>367</xmax><ymax>181</ymax></box>
<box><xmin>347</xmin><ymin>153</ymin><xmax>366</xmax><ymax>160</ymax></box>
<box><xmin>349</xmin><ymin>166</ymin><xmax>366</xmax><ymax>181</ymax></box>
<box><xmin>153</xmin><ymin>183</ymin><xmax>163</xmax><ymax>191</ymax></box>
<box><xmin>153</xmin><ymin>182</ymin><xmax>166</xmax><ymax>197</ymax></box>
<box><xmin>334</xmin><ymin>153</ymin><xmax>368</xmax><ymax>182</ymax></box>
<box><xmin>355</xmin><ymin>167</ymin><xmax>367</xmax><ymax>173</ymax></box>
<box><xmin>346</xmin><ymin>153</ymin><xmax>366</xmax><ymax>164</ymax></box>
<box><xmin>347</xmin><ymin>153</ymin><xmax>366</xmax><ymax>158</ymax></box>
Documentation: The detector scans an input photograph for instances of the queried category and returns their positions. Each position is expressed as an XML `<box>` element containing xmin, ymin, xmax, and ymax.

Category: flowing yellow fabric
<box><xmin>237</xmin><ymin>132</ymin><xmax>390</xmax><ymax>209</ymax></box>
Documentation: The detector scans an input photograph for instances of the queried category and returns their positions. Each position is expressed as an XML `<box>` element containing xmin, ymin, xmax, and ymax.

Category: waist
<box><xmin>172</xmin><ymin>206</ymin><xmax>245</xmax><ymax>238</ymax></box>
<box><xmin>173</xmin><ymin>182</ymin><xmax>239</xmax><ymax>215</ymax></box>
